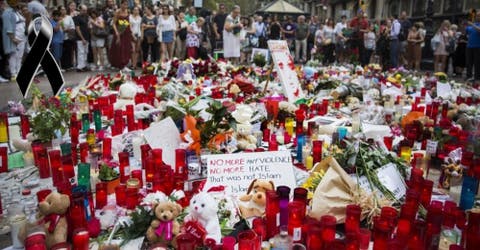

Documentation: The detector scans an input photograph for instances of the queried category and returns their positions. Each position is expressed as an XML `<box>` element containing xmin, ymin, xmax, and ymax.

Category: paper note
<box><xmin>203</xmin><ymin>150</ymin><xmax>296</xmax><ymax>195</ymax></box>
<box><xmin>143</xmin><ymin>117</ymin><xmax>181</xmax><ymax>167</ymax></box>
<box><xmin>376</xmin><ymin>163</ymin><xmax>407</xmax><ymax>200</ymax></box>
<box><xmin>437</xmin><ymin>82</ymin><xmax>452</xmax><ymax>99</ymax></box>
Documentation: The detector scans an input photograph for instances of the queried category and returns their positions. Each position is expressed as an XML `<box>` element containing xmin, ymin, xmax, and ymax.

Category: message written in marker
<box><xmin>203</xmin><ymin>151</ymin><xmax>296</xmax><ymax>195</ymax></box>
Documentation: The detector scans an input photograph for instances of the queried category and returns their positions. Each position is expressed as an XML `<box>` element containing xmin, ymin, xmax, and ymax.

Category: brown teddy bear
<box><xmin>146</xmin><ymin>201</ymin><xmax>183</xmax><ymax>244</ymax></box>
<box><xmin>19</xmin><ymin>192</ymin><xmax>70</xmax><ymax>248</ymax></box>
<box><xmin>238</xmin><ymin>179</ymin><xmax>275</xmax><ymax>218</ymax></box>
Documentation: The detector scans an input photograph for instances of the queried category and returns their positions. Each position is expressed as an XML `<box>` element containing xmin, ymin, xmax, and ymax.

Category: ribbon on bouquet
<box><xmin>16</xmin><ymin>15</ymin><xmax>64</xmax><ymax>97</ymax></box>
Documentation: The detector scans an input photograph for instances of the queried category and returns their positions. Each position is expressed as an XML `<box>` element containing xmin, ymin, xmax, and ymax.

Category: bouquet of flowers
<box><xmin>117</xmin><ymin>19</ymin><xmax>130</xmax><ymax>34</ymax></box>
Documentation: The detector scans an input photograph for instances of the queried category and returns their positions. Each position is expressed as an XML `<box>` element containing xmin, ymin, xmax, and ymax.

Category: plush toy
<box><xmin>231</xmin><ymin>104</ymin><xmax>257</xmax><ymax>150</ymax></box>
<box><xmin>185</xmin><ymin>192</ymin><xmax>222</xmax><ymax>244</ymax></box>
<box><xmin>23</xmin><ymin>192</ymin><xmax>70</xmax><ymax>248</ymax></box>
<box><xmin>146</xmin><ymin>201</ymin><xmax>183</xmax><ymax>244</ymax></box>
<box><xmin>238</xmin><ymin>179</ymin><xmax>275</xmax><ymax>218</ymax></box>
<box><xmin>441</xmin><ymin>159</ymin><xmax>463</xmax><ymax>189</ymax></box>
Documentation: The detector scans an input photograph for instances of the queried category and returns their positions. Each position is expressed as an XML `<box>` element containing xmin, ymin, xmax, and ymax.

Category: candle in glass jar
<box><xmin>115</xmin><ymin>185</ymin><xmax>126</xmax><ymax>207</ymax></box>
<box><xmin>102</xmin><ymin>138</ymin><xmax>112</xmax><ymax>160</ymax></box>
<box><xmin>266</xmin><ymin>190</ymin><xmax>280</xmax><ymax>239</ymax></box>
<box><xmin>0</xmin><ymin>113</ymin><xmax>9</xmax><ymax>143</ymax></box>
<box><xmin>277</xmin><ymin>186</ymin><xmax>290</xmax><ymax>228</ymax></box>
<box><xmin>72</xmin><ymin>228</ymin><xmax>89</xmax><ymax>250</ymax></box>
<box><xmin>95</xmin><ymin>183</ymin><xmax>107</xmax><ymax>209</ymax></box>
<box><xmin>345</xmin><ymin>204</ymin><xmax>361</xmax><ymax>234</ymax></box>
<box><xmin>320</xmin><ymin>215</ymin><xmax>336</xmax><ymax>244</ymax></box>
<box><xmin>20</xmin><ymin>114</ymin><xmax>30</xmax><ymax>139</ymax></box>
<box><xmin>288</xmin><ymin>201</ymin><xmax>305</xmax><ymax>242</ymax></box>
<box><xmin>118</xmin><ymin>152</ymin><xmax>130</xmax><ymax>183</ymax></box>
<box><xmin>125</xmin><ymin>188</ymin><xmax>138</xmax><ymax>210</ymax></box>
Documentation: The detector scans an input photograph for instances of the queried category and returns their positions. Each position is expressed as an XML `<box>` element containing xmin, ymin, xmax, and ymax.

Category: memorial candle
<box><xmin>95</xmin><ymin>182</ymin><xmax>107</xmax><ymax>209</ymax></box>
<box><xmin>345</xmin><ymin>204</ymin><xmax>362</xmax><ymax>234</ymax></box>
<box><xmin>102</xmin><ymin>137</ymin><xmax>112</xmax><ymax>160</ymax></box>
<box><xmin>266</xmin><ymin>190</ymin><xmax>280</xmax><ymax>239</ymax></box>
<box><xmin>126</xmin><ymin>104</ymin><xmax>135</xmax><ymax>132</ymax></box>
<box><xmin>140</xmin><ymin>144</ymin><xmax>151</xmax><ymax>169</ymax></box>
<box><xmin>72</xmin><ymin>228</ymin><xmax>89</xmax><ymax>250</ymax></box>
<box><xmin>118</xmin><ymin>152</ymin><xmax>130</xmax><ymax>183</ymax></box>
<box><xmin>79</xmin><ymin>142</ymin><xmax>89</xmax><ymax>163</ymax></box>
<box><xmin>175</xmin><ymin>149</ymin><xmax>187</xmax><ymax>180</ymax></box>
<box><xmin>0</xmin><ymin>113</ymin><xmax>9</xmax><ymax>143</ymax></box>
<box><xmin>20</xmin><ymin>114</ymin><xmax>30</xmax><ymax>139</ymax></box>
<box><xmin>288</xmin><ymin>201</ymin><xmax>305</xmax><ymax>243</ymax></box>
<box><xmin>277</xmin><ymin>186</ymin><xmax>290</xmax><ymax>228</ymax></box>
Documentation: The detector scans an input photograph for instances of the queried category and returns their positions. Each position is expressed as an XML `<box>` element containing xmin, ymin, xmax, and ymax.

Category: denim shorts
<box><xmin>162</xmin><ymin>30</ymin><xmax>174</xmax><ymax>43</ymax></box>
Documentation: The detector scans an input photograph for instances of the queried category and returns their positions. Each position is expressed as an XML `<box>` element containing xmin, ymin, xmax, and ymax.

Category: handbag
<box><xmin>93</xmin><ymin>26</ymin><xmax>108</xmax><ymax>38</ymax></box>
<box><xmin>431</xmin><ymin>33</ymin><xmax>441</xmax><ymax>51</ymax></box>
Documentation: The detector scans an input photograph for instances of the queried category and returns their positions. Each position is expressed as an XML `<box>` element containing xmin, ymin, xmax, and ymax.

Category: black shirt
<box><xmin>74</xmin><ymin>14</ymin><xmax>90</xmax><ymax>41</ymax></box>
<box><xmin>142</xmin><ymin>16</ymin><xmax>158</xmax><ymax>38</ymax></box>
<box><xmin>213</xmin><ymin>13</ymin><xmax>227</xmax><ymax>35</ymax></box>
<box><xmin>270</xmin><ymin>22</ymin><xmax>281</xmax><ymax>40</ymax></box>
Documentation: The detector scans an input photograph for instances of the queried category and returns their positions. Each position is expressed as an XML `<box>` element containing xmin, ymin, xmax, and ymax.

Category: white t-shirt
<box><xmin>129</xmin><ymin>15</ymin><xmax>142</xmax><ymax>37</ymax></box>
<box><xmin>334</xmin><ymin>22</ymin><xmax>346</xmax><ymax>36</ymax></box>
<box><xmin>322</xmin><ymin>26</ymin><xmax>335</xmax><ymax>43</ymax></box>
<box><xmin>62</xmin><ymin>15</ymin><xmax>75</xmax><ymax>40</ymax></box>
<box><xmin>14</xmin><ymin>11</ymin><xmax>26</xmax><ymax>40</ymax></box>
<box><xmin>158</xmin><ymin>15</ymin><xmax>176</xmax><ymax>32</ymax></box>
<box><xmin>364</xmin><ymin>31</ymin><xmax>376</xmax><ymax>50</ymax></box>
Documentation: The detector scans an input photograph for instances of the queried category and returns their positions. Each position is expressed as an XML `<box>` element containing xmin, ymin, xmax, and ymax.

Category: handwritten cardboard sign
<box><xmin>203</xmin><ymin>150</ymin><xmax>296</xmax><ymax>195</ymax></box>
<box><xmin>267</xmin><ymin>40</ymin><xmax>304</xmax><ymax>103</ymax></box>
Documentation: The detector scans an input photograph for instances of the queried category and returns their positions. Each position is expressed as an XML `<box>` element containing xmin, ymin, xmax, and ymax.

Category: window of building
<box><xmin>433</xmin><ymin>0</ymin><xmax>443</xmax><ymax>14</ymax></box>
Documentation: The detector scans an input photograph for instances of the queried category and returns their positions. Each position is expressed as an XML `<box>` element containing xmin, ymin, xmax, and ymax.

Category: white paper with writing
<box><xmin>204</xmin><ymin>150</ymin><xmax>296</xmax><ymax>195</ymax></box>
<box><xmin>437</xmin><ymin>82</ymin><xmax>452</xmax><ymax>99</ymax></box>
<box><xmin>268</xmin><ymin>40</ymin><xmax>304</xmax><ymax>103</ymax></box>
<box><xmin>426</xmin><ymin>140</ymin><xmax>438</xmax><ymax>155</ymax></box>
<box><xmin>143</xmin><ymin>117</ymin><xmax>181</xmax><ymax>167</ymax></box>
<box><xmin>376</xmin><ymin>163</ymin><xmax>407</xmax><ymax>200</ymax></box>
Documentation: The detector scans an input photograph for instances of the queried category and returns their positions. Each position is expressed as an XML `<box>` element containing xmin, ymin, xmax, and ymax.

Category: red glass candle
<box><xmin>175</xmin><ymin>149</ymin><xmax>187</xmax><ymax>180</ymax></box>
<box><xmin>252</xmin><ymin>218</ymin><xmax>266</xmax><ymax>242</ymax></box>
<box><xmin>20</xmin><ymin>114</ymin><xmax>30</xmax><ymax>139</ymax></box>
<box><xmin>425</xmin><ymin>201</ymin><xmax>443</xmax><ymax>250</ymax></box>
<box><xmin>380</xmin><ymin>206</ymin><xmax>398</xmax><ymax>230</ymax></box>
<box><xmin>131</xmin><ymin>170</ymin><xmax>143</xmax><ymax>188</ymax></box>
<box><xmin>49</xmin><ymin>150</ymin><xmax>63</xmax><ymax>186</ymax></box>
<box><xmin>37</xmin><ymin>148</ymin><xmax>50</xmax><ymax>178</ymax></box>
<box><xmin>345</xmin><ymin>204</ymin><xmax>362</xmax><ymax>234</ymax></box>
<box><xmin>238</xmin><ymin>230</ymin><xmax>260</xmax><ymax>250</ymax></box>
<box><xmin>79</xmin><ymin>142</ymin><xmax>89</xmax><ymax>163</ymax></box>
<box><xmin>400</xmin><ymin>202</ymin><xmax>417</xmax><ymax>223</ymax></box>
<box><xmin>176</xmin><ymin>233</ymin><xmax>197</xmax><ymax>250</ymax></box>
<box><xmin>373</xmin><ymin>219</ymin><xmax>391</xmax><ymax>250</ymax></box>
<box><xmin>152</xmin><ymin>148</ymin><xmax>163</xmax><ymax>168</ymax></box>
<box><xmin>265</xmin><ymin>190</ymin><xmax>280</xmax><ymax>239</ymax></box>
<box><xmin>145</xmin><ymin>157</ymin><xmax>155</xmax><ymax>191</ymax></box>
<box><xmin>263</xmin><ymin>128</ymin><xmax>270</xmax><ymax>143</ymax></box>
<box><xmin>0</xmin><ymin>146</ymin><xmax>7</xmax><ymax>173</ymax></box>
<box><xmin>312</xmin><ymin>140</ymin><xmax>323</xmax><ymax>164</ymax></box>
<box><xmin>408</xmin><ymin>220</ymin><xmax>426</xmax><ymax>250</ymax></box>
<box><xmin>358</xmin><ymin>228</ymin><xmax>371</xmax><ymax>250</ymax></box>
<box><xmin>320</xmin><ymin>215</ymin><xmax>336</xmax><ymax>244</ymax></box>
<box><xmin>222</xmin><ymin>236</ymin><xmax>236</xmax><ymax>250</ymax></box>
<box><xmin>288</xmin><ymin>201</ymin><xmax>305</xmax><ymax>243</ymax></box>
<box><xmin>269</xmin><ymin>134</ymin><xmax>278</xmax><ymax>151</ymax></box>
<box><xmin>396</xmin><ymin>219</ymin><xmax>411</xmax><ymax>242</ymax></box>
<box><xmin>466</xmin><ymin>210</ymin><xmax>480</xmax><ymax>249</ymax></box>
<box><xmin>31</xmin><ymin>142</ymin><xmax>44</xmax><ymax>167</ymax></box>
<box><xmin>69</xmin><ymin>193</ymin><xmax>87</xmax><ymax>231</ymax></box>
<box><xmin>420</xmin><ymin>179</ymin><xmax>433</xmax><ymax>207</ymax></box>
<box><xmin>71</xmin><ymin>143</ymin><xmax>78</xmax><ymax>166</ymax></box>
<box><xmin>115</xmin><ymin>185</ymin><xmax>126</xmax><ymax>207</ymax></box>
<box><xmin>306</xmin><ymin>224</ymin><xmax>322</xmax><ymax>250</ymax></box>
<box><xmin>125</xmin><ymin>187</ymin><xmax>138</xmax><ymax>210</ymax></box>
<box><xmin>72</xmin><ymin>228</ymin><xmax>89</xmax><ymax>250</ymax></box>
<box><xmin>293</xmin><ymin>187</ymin><xmax>308</xmax><ymax>209</ymax></box>
<box><xmin>140</xmin><ymin>144</ymin><xmax>151</xmax><ymax>169</ymax></box>
<box><xmin>102</xmin><ymin>138</ymin><xmax>112</xmax><ymax>160</ymax></box>
<box><xmin>118</xmin><ymin>152</ymin><xmax>130</xmax><ymax>184</ymax></box>
<box><xmin>36</xmin><ymin>189</ymin><xmax>52</xmax><ymax>203</ymax></box>
<box><xmin>95</xmin><ymin>183</ymin><xmax>107</xmax><ymax>209</ymax></box>
<box><xmin>383</xmin><ymin>136</ymin><xmax>393</xmax><ymax>151</ymax></box>
<box><xmin>126</xmin><ymin>105</ymin><xmax>135</xmax><ymax>132</ymax></box>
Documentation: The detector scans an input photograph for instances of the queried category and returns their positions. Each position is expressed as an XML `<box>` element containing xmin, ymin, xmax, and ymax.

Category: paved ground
<box><xmin>0</xmin><ymin>68</ymin><xmax>142</xmax><ymax>112</ymax></box>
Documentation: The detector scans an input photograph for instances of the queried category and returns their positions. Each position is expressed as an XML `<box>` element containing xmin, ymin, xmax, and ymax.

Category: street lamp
<box><xmin>422</xmin><ymin>0</ymin><xmax>435</xmax><ymax>70</ymax></box>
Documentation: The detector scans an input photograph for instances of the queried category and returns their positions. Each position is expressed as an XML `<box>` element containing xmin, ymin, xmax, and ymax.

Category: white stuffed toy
<box><xmin>185</xmin><ymin>192</ymin><xmax>222</xmax><ymax>244</ymax></box>
<box><xmin>231</xmin><ymin>104</ymin><xmax>257</xmax><ymax>150</ymax></box>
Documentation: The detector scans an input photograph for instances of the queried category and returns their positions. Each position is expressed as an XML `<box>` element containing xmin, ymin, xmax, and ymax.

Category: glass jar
<box><xmin>8</xmin><ymin>204</ymin><xmax>27</xmax><ymax>249</ymax></box>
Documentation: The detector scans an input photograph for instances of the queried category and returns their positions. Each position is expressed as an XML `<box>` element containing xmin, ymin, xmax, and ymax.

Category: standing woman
<box><xmin>158</xmin><ymin>5</ymin><xmax>176</xmax><ymax>62</ymax></box>
<box><xmin>433</xmin><ymin>20</ymin><xmax>452</xmax><ymax>73</ymax></box>
<box><xmin>268</xmin><ymin>15</ymin><xmax>281</xmax><ymax>40</ymax></box>
<box><xmin>5</xmin><ymin>1</ymin><xmax>26</xmax><ymax>81</ymax></box>
<box><xmin>407</xmin><ymin>23</ymin><xmax>423</xmax><ymax>71</ymax></box>
<box><xmin>175</xmin><ymin>12</ymin><xmax>188</xmax><ymax>59</ymax></box>
<box><xmin>108</xmin><ymin>0</ymin><xmax>132</xmax><ymax>71</ymax></box>
<box><xmin>453</xmin><ymin>24</ymin><xmax>467</xmax><ymax>76</ymax></box>
<box><xmin>186</xmin><ymin>17</ymin><xmax>205</xmax><ymax>59</ymax></box>
<box><xmin>129</xmin><ymin>6</ymin><xmax>142</xmax><ymax>69</ymax></box>
<box><xmin>141</xmin><ymin>5</ymin><xmax>158</xmax><ymax>63</ymax></box>
<box><xmin>223</xmin><ymin>5</ymin><xmax>242</xmax><ymax>64</ymax></box>
<box><xmin>60</xmin><ymin>5</ymin><xmax>76</xmax><ymax>70</ymax></box>
<box><xmin>89</xmin><ymin>9</ymin><xmax>106</xmax><ymax>71</ymax></box>
<box><xmin>68</xmin><ymin>1</ymin><xmax>78</xmax><ymax>17</ymax></box>
<box><xmin>321</xmin><ymin>19</ymin><xmax>336</xmax><ymax>65</ymax></box>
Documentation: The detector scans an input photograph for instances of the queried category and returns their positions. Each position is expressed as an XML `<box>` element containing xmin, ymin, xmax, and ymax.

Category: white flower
<box><xmin>232</xmin><ymin>104</ymin><xmax>254</xmax><ymax>124</ymax></box>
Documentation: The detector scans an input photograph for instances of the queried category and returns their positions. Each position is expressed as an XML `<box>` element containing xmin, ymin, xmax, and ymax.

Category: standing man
<box><xmin>349</xmin><ymin>10</ymin><xmax>369</xmax><ymax>64</ymax></box>
<box><xmin>254</xmin><ymin>15</ymin><xmax>267</xmax><ymax>48</ymax></box>
<box><xmin>294</xmin><ymin>15</ymin><xmax>309</xmax><ymax>63</ymax></box>
<box><xmin>74</xmin><ymin>4</ymin><xmax>90</xmax><ymax>72</ymax></box>
<box><xmin>282</xmin><ymin>16</ymin><xmax>296</xmax><ymax>51</ymax></box>
<box><xmin>399</xmin><ymin>11</ymin><xmax>411</xmax><ymax>68</ymax></box>
<box><xmin>103</xmin><ymin>0</ymin><xmax>116</xmax><ymax>68</ymax></box>
<box><xmin>466</xmin><ymin>11</ymin><xmax>480</xmax><ymax>84</ymax></box>
<box><xmin>213</xmin><ymin>3</ymin><xmax>227</xmax><ymax>50</ymax></box>
<box><xmin>390</xmin><ymin>14</ymin><xmax>402</xmax><ymax>68</ymax></box>
<box><xmin>3</xmin><ymin>0</ymin><xmax>25</xmax><ymax>82</ymax></box>
<box><xmin>185</xmin><ymin>6</ymin><xmax>197</xmax><ymax>24</ymax></box>
<box><xmin>335</xmin><ymin>15</ymin><xmax>348</xmax><ymax>64</ymax></box>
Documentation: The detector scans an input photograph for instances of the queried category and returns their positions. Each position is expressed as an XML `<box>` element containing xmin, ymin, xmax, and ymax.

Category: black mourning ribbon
<box><xmin>16</xmin><ymin>16</ymin><xmax>65</xmax><ymax>97</ymax></box>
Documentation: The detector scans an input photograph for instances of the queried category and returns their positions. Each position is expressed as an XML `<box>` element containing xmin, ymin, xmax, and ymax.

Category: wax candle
<box><xmin>288</xmin><ymin>201</ymin><xmax>305</xmax><ymax>242</ymax></box>
<box><xmin>269</xmin><ymin>134</ymin><xmax>278</xmax><ymax>151</ymax></box>
<box><xmin>420</xmin><ymin>179</ymin><xmax>434</xmax><ymax>208</ymax></box>
<box><xmin>238</xmin><ymin>230</ymin><xmax>260</xmax><ymax>250</ymax></box>
<box><xmin>145</xmin><ymin>157</ymin><xmax>155</xmax><ymax>192</ymax></box>
<box><xmin>126</xmin><ymin>104</ymin><xmax>135</xmax><ymax>132</ymax></box>
<box><xmin>102</xmin><ymin>137</ymin><xmax>112</xmax><ymax>160</ymax></box>
<box><xmin>81</xmin><ymin>113</ymin><xmax>90</xmax><ymax>134</ymax></box>
<box><xmin>140</xmin><ymin>144</ymin><xmax>151</xmax><ymax>169</ymax></box>
<box><xmin>345</xmin><ymin>204</ymin><xmax>362</xmax><ymax>234</ymax></box>
<box><xmin>131</xmin><ymin>170</ymin><xmax>143</xmax><ymax>188</ymax></box>
<box><xmin>277</xmin><ymin>186</ymin><xmax>290</xmax><ymax>228</ymax></box>
<box><xmin>373</xmin><ymin>219</ymin><xmax>391</xmax><ymax>250</ymax></box>
<box><xmin>79</xmin><ymin>142</ymin><xmax>89</xmax><ymax>163</ymax></box>
<box><xmin>95</xmin><ymin>182</ymin><xmax>107</xmax><ymax>209</ymax></box>
<box><xmin>72</xmin><ymin>228</ymin><xmax>89</xmax><ymax>250</ymax></box>
<box><xmin>125</xmin><ymin>187</ymin><xmax>138</xmax><ymax>210</ymax></box>
<box><xmin>20</xmin><ymin>114</ymin><xmax>30</xmax><ymax>139</ymax></box>
<box><xmin>466</xmin><ymin>210</ymin><xmax>480</xmax><ymax>249</ymax></box>
<box><xmin>0</xmin><ymin>113</ymin><xmax>9</xmax><ymax>143</ymax></box>
<box><xmin>70</xmin><ymin>193</ymin><xmax>87</xmax><ymax>231</ymax></box>
<box><xmin>266</xmin><ymin>190</ymin><xmax>280</xmax><ymax>239</ymax></box>
<box><xmin>306</xmin><ymin>224</ymin><xmax>322</xmax><ymax>250</ymax></box>
<box><xmin>320</xmin><ymin>215</ymin><xmax>336</xmax><ymax>244</ymax></box>
<box><xmin>93</xmin><ymin>108</ymin><xmax>102</xmax><ymax>132</ymax></box>
<box><xmin>118</xmin><ymin>152</ymin><xmax>130</xmax><ymax>184</ymax></box>
<box><xmin>49</xmin><ymin>150</ymin><xmax>63</xmax><ymax>187</ymax></box>
<box><xmin>115</xmin><ymin>185</ymin><xmax>126</xmax><ymax>207</ymax></box>
<box><xmin>175</xmin><ymin>149</ymin><xmax>187</xmax><ymax>180</ymax></box>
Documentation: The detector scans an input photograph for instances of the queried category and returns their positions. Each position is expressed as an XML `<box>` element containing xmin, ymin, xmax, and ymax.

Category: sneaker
<box><xmin>0</xmin><ymin>76</ymin><xmax>8</xmax><ymax>83</ymax></box>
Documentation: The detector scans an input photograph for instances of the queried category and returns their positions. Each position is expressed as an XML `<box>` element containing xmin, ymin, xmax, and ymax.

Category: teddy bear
<box><xmin>19</xmin><ymin>192</ymin><xmax>70</xmax><ymax>248</ymax></box>
<box><xmin>146</xmin><ymin>201</ymin><xmax>182</xmax><ymax>244</ymax></box>
<box><xmin>238</xmin><ymin>179</ymin><xmax>275</xmax><ymax>218</ymax></box>
<box><xmin>184</xmin><ymin>192</ymin><xmax>222</xmax><ymax>244</ymax></box>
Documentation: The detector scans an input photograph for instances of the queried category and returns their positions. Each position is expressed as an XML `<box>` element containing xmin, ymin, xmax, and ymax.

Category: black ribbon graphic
<box><xmin>16</xmin><ymin>16</ymin><xmax>65</xmax><ymax>97</ymax></box>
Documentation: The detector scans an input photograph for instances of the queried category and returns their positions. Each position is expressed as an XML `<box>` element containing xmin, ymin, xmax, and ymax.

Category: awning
<box><xmin>257</xmin><ymin>0</ymin><xmax>306</xmax><ymax>14</ymax></box>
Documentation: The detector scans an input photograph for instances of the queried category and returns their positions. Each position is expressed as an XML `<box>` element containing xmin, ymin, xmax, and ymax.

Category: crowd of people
<box><xmin>0</xmin><ymin>0</ymin><xmax>478</xmax><ymax>84</ymax></box>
